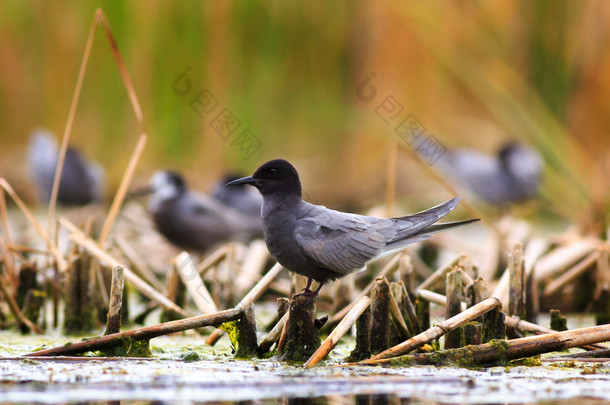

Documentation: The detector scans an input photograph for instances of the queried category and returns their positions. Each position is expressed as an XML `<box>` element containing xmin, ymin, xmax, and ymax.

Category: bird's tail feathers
<box><xmin>412</xmin><ymin>218</ymin><xmax>480</xmax><ymax>237</ymax></box>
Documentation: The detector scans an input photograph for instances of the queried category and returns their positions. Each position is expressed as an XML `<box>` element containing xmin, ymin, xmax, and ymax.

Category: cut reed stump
<box><xmin>64</xmin><ymin>250</ymin><xmax>97</xmax><ymax>334</ymax></box>
<box><xmin>549</xmin><ymin>309</ymin><xmax>568</xmax><ymax>331</ymax></box>
<box><xmin>279</xmin><ymin>294</ymin><xmax>320</xmax><ymax>362</ymax></box>
<box><xmin>445</xmin><ymin>269</ymin><xmax>466</xmax><ymax>349</ymax></box>
<box><xmin>104</xmin><ymin>266</ymin><xmax>125</xmax><ymax>336</ymax></box>
<box><xmin>160</xmin><ymin>260</ymin><xmax>186</xmax><ymax>323</ymax></box>
<box><xmin>26</xmin><ymin>308</ymin><xmax>243</xmax><ymax>357</ymax></box>
<box><xmin>233</xmin><ymin>303</ymin><xmax>258</xmax><ymax>358</ymax></box>
<box><xmin>370</xmin><ymin>276</ymin><xmax>391</xmax><ymax>354</ymax></box>
<box><xmin>355</xmin><ymin>297</ymin><xmax>501</xmax><ymax>365</ymax></box>
<box><xmin>347</xmin><ymin>305</ymin><xmax>372</xmax><ymax>362</ymax></box>
<box><xmin>364</xmin><ymin>324</ymin><xmax>610</xmax><ymax>367</ymax></box>
<box><xmin>305</xmin><ymin>296</ymin><xmax>371</xmax><ymax>367</ymax></box>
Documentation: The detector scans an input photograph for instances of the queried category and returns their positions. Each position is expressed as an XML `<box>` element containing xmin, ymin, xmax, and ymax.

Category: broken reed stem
<box><xmin>359</xmin><ymin>297</ymin><xmax>501</xmax><ymax>364</ymax></box>
<box><xmin>305</xmin><ymin>296</ymin><xmax>371</xmax><ymax>368</ymax></box>
<box><xmin>416</xmin><ymin>254</ymin><xmax>464</xmax><ymax>292</ymax></box>
<box><xmin>258</xmin><ymin>312</ymin><xmax>289</xmax><ymax>355</ymax></box>
<box><xmin>417</xmin><ymin>289</ymin><xmax>447</xmax><ymax>306</ymax></box>
<box><xmin>543</xmin><ymin>250</ymin><xmax>599</xmax><ymax>298</ymax></box>
<box><xmin>197</xmin><ymin>244</ymin><xmax>229</xmax><ymax>275</ymax></box>
<box><xmin>58</xmin><ymin>216</ymin><xmax>191</xmax><ymax>317</ymax></box>
<box><xmin>174</xmin><ymin>252</ymin><xmax>218</xmax><ymax>314</ymax></box>
<box><xmin>0</xmin><ymin>274</ymin><xmax>43</xmax><ymax>334</ymax></box>
<box><xmin>536</xmin><ymin>239</ymin><xmax>598</xmax><ymax>281</ymax></box>
<box><xmin>0</xmin><ymin>179</ymin><xmax>67</xmax><ymax>271</ymax></box>
<box><xmin>27</xmin><ymin>308</ymin><xmax>243</xmax><ymax>357</ymax></box>
<box><xmin>206</xmin><ymin>262</ymin><xmax>285</xmax><ymax>346</ymax></box>
<box><xmin>328</xmin><ymin>254</ymin><xmax>401</xmax><ymax>327</ymax></box>
<box><xmin>374</xmin><ymin>323</ymin><xmax>610</xmax><ymax>367</ymax></box>
<box><xmin>114</xmin><ymin>236</ymin><xmax>164</xmax><ymax>292</ymax></box>
<box><xmin>104</xmin><ymin>265</ymin><xmax>124</xmax><ymax>336</ymax></box>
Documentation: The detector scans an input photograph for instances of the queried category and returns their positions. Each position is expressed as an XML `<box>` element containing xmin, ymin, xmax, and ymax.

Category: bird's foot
<box><xmin>293</xmin><ymin>288</ymin><xmax>318</xmax><ymax>304</ymax></box>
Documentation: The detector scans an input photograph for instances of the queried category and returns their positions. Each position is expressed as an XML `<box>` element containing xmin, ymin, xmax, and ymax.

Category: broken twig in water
<box><xmin>354</xmin><ymin>297</ymin><xmax>501</xmax><ymax>365</ymax></box>
<box><xmin>27</xmin><ymin>308</ymin><xmax>243</xmax><ymax>357</ymax></box>
<box><xmin>368</xmin><ymin>323</ymin><xmax>610</xmax><ymax>367</ymax></box>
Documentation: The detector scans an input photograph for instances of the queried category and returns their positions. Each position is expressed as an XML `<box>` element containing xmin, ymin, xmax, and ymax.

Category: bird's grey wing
<box><xmin>294</xmin><ymin>207</ymin><xmax>389</xmax><ymax>275</ymax></box>
<box><xmin>389</xmin><ymin>197</ymin><xmax>461</xmax><ymax>242</ymax></box>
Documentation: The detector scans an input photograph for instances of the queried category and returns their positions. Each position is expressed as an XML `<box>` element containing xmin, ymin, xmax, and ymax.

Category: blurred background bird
<box><xmin>141</xmin><ymin>170</ymin><xmax>263</xmax><ymax>253</ymax></box>
<box><xmin>27</xmin><ymin>128</ymin><xmax>105</xmax><ymax>206</ymax></box>
<box><xmin>435</xmin><ymin>142</ymin><xmax>543</xmax><ymax>207</ymax></box>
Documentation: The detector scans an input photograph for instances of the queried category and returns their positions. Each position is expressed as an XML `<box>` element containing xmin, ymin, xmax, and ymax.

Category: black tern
<box><xmin>28</xmin><ymin>129</ymin><xmax>104</xmax><ymax>205</ymax></box>
<box><xmin>436</xmin><ymin>143</ymin><xmax>542</xmax><ymax>206</ymax></box>
<box><xmin>147</xmin><ymin>170</ymin><xmax>263</xmax><ymax>252</ymax></box>
<box><xmin>227</xmin><ymin>159</ymin><xmax>479</xmax><ymax>297</ymax></box>
<box><xmin>212</xmin><ymin>174</ymin><xmax>262</xmax><ymax>216</ymax></box>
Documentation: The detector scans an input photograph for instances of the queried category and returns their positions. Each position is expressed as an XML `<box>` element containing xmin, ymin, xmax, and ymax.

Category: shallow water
<box><xmin>1</xmin><ymin>332</ymin><xmax>610</xmax><ymax>404</ymax></box>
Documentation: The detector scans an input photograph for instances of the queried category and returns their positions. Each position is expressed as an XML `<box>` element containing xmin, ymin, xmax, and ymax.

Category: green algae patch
<box><xmin>179</xmin><ymin>351</ymin><xmax>202</xmax><ymax>362</ymax></box>
<box><xmin>509</xmin><ymin>356</ymin><xmax>542</xmax><ymax>367</ymax></box>
<box><xmin>220</xmin><ymin>320</ymin><xmax>240</xmax><ymax>353</ymax></box>
<box><xmin>97</xmin><ymin>336</ymin><xmax>152</xmax><ymax>357</ymax></box>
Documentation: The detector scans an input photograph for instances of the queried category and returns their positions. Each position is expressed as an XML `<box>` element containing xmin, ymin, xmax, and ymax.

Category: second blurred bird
<box><xmin>135</xmin><ymin>170</ymin><xmax>263</xmax><ymax>253</ymax></box>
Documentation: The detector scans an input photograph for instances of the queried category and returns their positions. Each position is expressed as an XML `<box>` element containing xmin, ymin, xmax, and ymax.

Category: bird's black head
<box><xmin>226</xmin><ymin>159</ymin><xmax>302</xmax><ymax>198</ymax></box>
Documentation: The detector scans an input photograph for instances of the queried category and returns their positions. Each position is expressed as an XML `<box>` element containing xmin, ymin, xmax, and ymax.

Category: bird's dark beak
<box><xmin>125</xmin><ymin>186</ymin><xmax>154</xmax><ymax>200</ymax></box>
<box><xmin>225</xmin><ymin>176</ymin><xmax>258</xmax><ymax>187</ymax></box>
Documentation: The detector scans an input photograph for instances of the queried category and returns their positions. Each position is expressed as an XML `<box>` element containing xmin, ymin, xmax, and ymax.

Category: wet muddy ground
<box><xmin>1</xmin><ymin>332</ymin><xmax>610</xmax><ymax>404</ymax></box>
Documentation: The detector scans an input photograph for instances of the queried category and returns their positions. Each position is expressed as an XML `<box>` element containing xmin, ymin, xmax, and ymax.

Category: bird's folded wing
<box><xmin>294</xmin><ymin>211</ymin><xmax>387</xmax><ymax>274</ymax></box>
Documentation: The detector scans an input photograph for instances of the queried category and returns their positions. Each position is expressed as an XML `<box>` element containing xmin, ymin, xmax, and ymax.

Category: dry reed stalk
<box><xmin>46</xmin><ymin>9</ymin><xmax>99</xmax><ymax>240</ymax></box>
<box><xmin>257</xmin><ymin>312</ymin><xmax>289</xmax><ymax>355</ymax></box>
<box><xmin>26</xmin><ymin>308</ymin><xmax>243</xmax><ymax>357</ymax></box>
<box><xmin>0</xmin><ymin>179</ymin><xmax>67</xmax><ymax>271</ymax></box>
<box><xmin>542</xmin><ymin>250</ymin><xmax>599</xmax><ymax>298</ymax></box>
<box><xmin>0</xmin><ymin>274</ymin><xmax>43</xmax><ymax>334</ymax></box>
<box><xmin>304</xmin><ymin>296</ymin><xmax>371</xmax><ymax>368</ymax></box>
<box><xmin>327</xmin><ymin>254</ymin><xmax>401</xmax><ymax>326</ymax></box>
<box><xmin>416</xmin><ymin>253</ymin><xmax>465</xmax><ymax>292</ymax></box>
<box><xmin>197</xmin><ymin>244</ymin><xmax>230</xmax><ymax>275</ymax></box>
<box><xmin>174</xmin><ymin>252</ymin><xmax>218</xmax><ymax>315</ymax></box>
<box><xmin>58</xmin><ymin>216</ymin><xmax>190</xmax><ymax>317</ymax></box>
<box><xmin>373</xmin><ymin>324</ymin><xmax>610</xmax><ymax>367</ymax></box>
<box><xmin>536</xmin><ymin>239</ymin><xmax>598</xmax><ymax>281</ymax></box>
<box><xmin>356</xmin><ymin>297</ymin><xmax>501</xmax><ymax>365</ymax></box>
<box><xmin>234</xmin><ymin>240</ymin><xmax>269</xmax><ymax>294</ymax></box>
<box><xmin>114</xmin><ymin>235</ymin><xmax>164</xmax><ymax>292</ymax></box>
<box><xmin>417</xmin><ymin>289</ymin><xmax>447</xmax><ymax>306</ymax></box>
<box><xmin>206</xmin><ymin>262</ymin><xmax>285</xmax><ymax>346</ymax></box>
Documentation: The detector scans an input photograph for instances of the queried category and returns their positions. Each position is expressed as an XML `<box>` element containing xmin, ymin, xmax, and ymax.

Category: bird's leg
<box><xmin>300</xmin><ymin>278</ymin><xmax>314</xmax><ymax>294</ymax></box>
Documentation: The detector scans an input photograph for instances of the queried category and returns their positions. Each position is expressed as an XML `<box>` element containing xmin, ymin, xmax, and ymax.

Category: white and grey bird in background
<box><xmin>435</xmin><ymin>142</ymin><xmax>543</xmax><ymax>206</ymax></box>
<box><xmin>145</xmin><ymin>170</ymin><xmax>263</xmax><ymax>253</ymax></box>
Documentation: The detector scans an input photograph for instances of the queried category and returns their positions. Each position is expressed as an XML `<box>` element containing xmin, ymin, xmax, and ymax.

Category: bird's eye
<box><xmin>269</xmin><ymin>168</ymin><xmax>278</xmax><ymax>174</ymax></box>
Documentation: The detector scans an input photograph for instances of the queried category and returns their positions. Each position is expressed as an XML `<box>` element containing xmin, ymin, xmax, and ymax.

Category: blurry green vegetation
<box><xmin>0</xmin><ymin>1</ymin><xmax>607</xmax><ymax>223</ymax></box>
